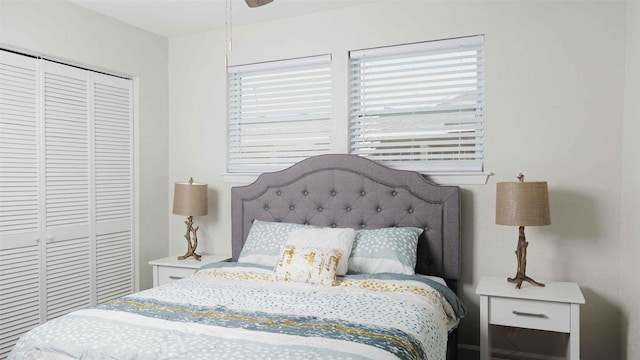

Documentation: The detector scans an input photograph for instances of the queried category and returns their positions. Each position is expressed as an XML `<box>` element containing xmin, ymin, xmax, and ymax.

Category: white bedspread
<box><xmin>10</xmin><ymin>263</ymin><xmax>465</xmax><ymax>360</ymax></box>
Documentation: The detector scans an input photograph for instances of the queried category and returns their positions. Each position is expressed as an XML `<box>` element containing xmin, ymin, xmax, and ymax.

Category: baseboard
<box><xmin>458</xmin><ymin>344</ymin><xmax>566</xmax><ymax>360</ymax></box>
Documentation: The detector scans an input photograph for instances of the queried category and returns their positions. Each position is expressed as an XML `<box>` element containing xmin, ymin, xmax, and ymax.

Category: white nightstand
<box><xmin>476</xmin><ymin>276</ymin><xmax>585</xmax><ymax>360</ymax></box>
<box><xmin>149</xmin><ymin>255</ymin><xmax>231</xmax><ymax>287</ymax></box>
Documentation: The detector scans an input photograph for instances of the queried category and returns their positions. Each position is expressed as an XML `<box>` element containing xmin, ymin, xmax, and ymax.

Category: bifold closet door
<box><xmin>0</xmin><ymin>51</ymin><xmax>41</xmax><ymax>360</ymax></box>
<box><xmin>43</xmin><ymin>65</ymin><xmax>134</xmax><ymax>309</ymax></box>
<box><xmin>42</xmin><ymin>61</ymin><xmax>91</xmax><ymax>320</ymax></box>
<box><xmin>93</xmin><ymin>73</ymin><xmax>134</xmax><ymax>304</ymax></box>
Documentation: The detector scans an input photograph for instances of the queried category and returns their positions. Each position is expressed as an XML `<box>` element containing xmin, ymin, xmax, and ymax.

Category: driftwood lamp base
<box><xmin>508</xmin><ymin>274</ymin><xmax>545</xmax><ymax>289</ymax></box>
<box><xmin>178</xmin><ymin>215</ymin><xmax>201</xmax><ymax>261</ymax></box>
<box><xmin>508</xmin><ymin>226</ymin><xmax>544</xmax><ymax>289</ymax></box>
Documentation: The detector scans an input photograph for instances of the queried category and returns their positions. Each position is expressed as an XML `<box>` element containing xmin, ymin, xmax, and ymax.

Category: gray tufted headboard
<box><xmin>231</xmin><ymin>154</ymin><xmax>461</xmax><ymax>291</ymax></box>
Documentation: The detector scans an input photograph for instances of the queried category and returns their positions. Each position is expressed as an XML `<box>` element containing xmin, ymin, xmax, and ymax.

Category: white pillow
<box><xmin>238</xmin><ymin>220</ymin><xmax>317</xmax><ymax>267</ymax></box>
<box><xmin>287</xmin><ymin>227</ymin><xmax>355</xmax><ymax>276</ymax></box>
<box><xmin>273</xmin><ymin>245</ymin><xmax>342</xmax><ymax>286</ymax></box>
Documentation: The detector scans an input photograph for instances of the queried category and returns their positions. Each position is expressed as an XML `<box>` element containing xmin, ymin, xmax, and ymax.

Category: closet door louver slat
<box><xmin>45</xmin><ymin>236</ymin><xmax>91</xmax><ymax>319</ymax></box>
<box><xmin>0</xmin><ymin>51</ymin><xmax>40</xmax><ymax>360</ymax></box>
<box><xmin>96</xmin><ymin>231</ymin><xmax>132</xmax><ymax>302</ymax></box>
<box><xmin>0</xmin><ymin>247</ymin><xmax>40</xmax><ymax>360</ymax></box>
<box><xmin>43</xmin><ymin>61</ymin><xmax>91</xmax><ymax>320</ymax></box>
<box><xmin>0</xmin><ymin>51</ymin><xmax>39</xmax><ymax>249</ymax></box>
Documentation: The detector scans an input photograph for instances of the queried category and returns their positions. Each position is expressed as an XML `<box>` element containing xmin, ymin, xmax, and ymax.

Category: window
<box><xmin>349</xmin><ymin>35</ymin><xmax>485</xmax><ymax>173</ymax></box>
<box><xmin>227</xmin><ymin>55</ymin><xmax>332</xmax><ymax>173</ymax></box>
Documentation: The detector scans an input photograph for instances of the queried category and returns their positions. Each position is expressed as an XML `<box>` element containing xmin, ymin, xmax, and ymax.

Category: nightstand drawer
<box><xmin>489</xmin><ymin>297</ymin><xmax>571</xmax><ymax>332</ymax></box>
<box><xmin>150</xmin><ymin>255</ymin><xmax>231</xmax><ymax>287</ymax></box>
<box><xmin>157</xmin><ymin>266</ymin><xmax>196</xmax><ymax>286</ymax></box>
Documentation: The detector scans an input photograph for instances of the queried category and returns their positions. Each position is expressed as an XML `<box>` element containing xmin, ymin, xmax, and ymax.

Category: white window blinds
<box><xmin>349</xmin><ymin>35</ymin><xmax>485</xmax><ymax>173</ymax></box>
<box><xmin>227</xmin><ymin>55</ymin><xmax>332</xmax><ymax>173</ymax></box>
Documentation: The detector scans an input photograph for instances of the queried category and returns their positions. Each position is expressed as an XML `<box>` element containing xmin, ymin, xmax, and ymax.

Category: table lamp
<box><xmin>173</xmin><ymin>177</ymin><xmax>208</xmax><ymax>261</ymax></box>
<box><xmin>496</xmin><ymin>174</ymin><xmax>551</xmax><ymax>289</ymax></box>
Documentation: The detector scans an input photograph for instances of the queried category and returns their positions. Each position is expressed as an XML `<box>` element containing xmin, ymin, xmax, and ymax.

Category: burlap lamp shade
<box><xmin>496</xmin><ymin>181</ymin><xmax>550</xmax><ymax>227</ymax></box>
<box><xmin>173</xmin><ymin>181</ymin><xmax>208</xmax><ymax>217</ymax></box>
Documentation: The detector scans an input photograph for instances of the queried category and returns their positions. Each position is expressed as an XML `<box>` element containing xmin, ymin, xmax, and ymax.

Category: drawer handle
<box><xmin>512</xmin><ymin>310</ymin><xmax>547</xmax><ymax>318</ymax></box>
<box><xmin>169</xmin><ymin>276</ymin><xmax>184</xmax><ymax>280</ymax></box>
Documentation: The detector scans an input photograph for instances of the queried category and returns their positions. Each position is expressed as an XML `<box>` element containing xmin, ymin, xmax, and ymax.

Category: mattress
<box><xmin>9</xmin><ymin>262</ymin><xmax>466</xmax><ymax>360</ymax></box>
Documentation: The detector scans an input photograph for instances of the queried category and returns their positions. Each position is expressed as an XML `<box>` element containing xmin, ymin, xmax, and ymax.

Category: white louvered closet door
<box><xmin>42</xmin><ymin>61</ymin><xmax>91</xmax><ymax>320</ymax></box>
<box><xmin>0</xmin><ymin>51</ymin><xmax>134</xmax><ymax>358</ymax></box>
<box><xmin>93</xmin><ymin>73</ymin><xmax>133</xmax><ymax>304</ymax></box>
<box><xmin>0</xmin><ymin>51</ymin><xmax>41</xmax><ymax>360</ymax></box>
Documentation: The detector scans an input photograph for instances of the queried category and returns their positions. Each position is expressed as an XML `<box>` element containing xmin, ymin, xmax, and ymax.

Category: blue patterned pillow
<box><xmin>238</xmin><ymin>220</ymin><xmax>316</xmax><ymax>267</ymax></box>
<box><xmin>348</xmin><ymin>227</ymin><xmax>423</xmax><ymax>275</ymax></box>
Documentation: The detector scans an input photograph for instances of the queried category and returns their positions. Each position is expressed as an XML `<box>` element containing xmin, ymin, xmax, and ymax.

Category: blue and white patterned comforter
<box><xmin>9</xmin><ymin>263</ymin><xmax>466</xmax><ymax>360</ymax></box>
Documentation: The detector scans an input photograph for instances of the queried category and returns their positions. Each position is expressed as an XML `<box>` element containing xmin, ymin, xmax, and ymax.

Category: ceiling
<box><xmin>67</xmin><ymin>0</ymin><xmax>374</xmax><ymax>38</ymax></box>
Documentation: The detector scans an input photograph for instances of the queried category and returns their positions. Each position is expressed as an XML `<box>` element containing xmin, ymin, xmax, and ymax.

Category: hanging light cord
<box><xmin>225</xmin><ymin>0</ymin><xmax>233</xmax><ymax>66</ymax></box>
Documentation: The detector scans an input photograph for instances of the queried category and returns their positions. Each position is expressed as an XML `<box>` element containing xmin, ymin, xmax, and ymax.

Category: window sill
<box><xmin>222</xmin><ymin>172</ymin><xmax>491</xmax><ymax>186</ymax></box>
<box><xmin>222</xmin><ymin>173</ymin><xmax>260</xmax><ymax>185</ymax></box>
<box><xmin>424</xmin><ymin>172</ymin><xmax>492</xmax><ymax>185</ymax></box>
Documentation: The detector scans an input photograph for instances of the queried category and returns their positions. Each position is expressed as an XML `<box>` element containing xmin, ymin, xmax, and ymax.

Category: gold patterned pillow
<box><xmin>287</xmin><ymin>228</ymin><xmax>355</xmax><ymax>276</ymax></box>
<box><xmin>273</xmin><ymin>245</ymin><xmax>342</xmax><ymax>286</ymax></box>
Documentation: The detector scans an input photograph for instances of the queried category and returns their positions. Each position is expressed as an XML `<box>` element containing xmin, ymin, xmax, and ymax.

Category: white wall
<box><xmin>169</xmin><ymin>1</ymin><xmax>630</xmax><ymax>358</ymax></box>
<box><xmin>0</xmin><ymin>0</ymin><xmax>169</xmax><ymax>291</ymax></box>
<box><xmin>621</xmin><ymin>2</ymin><xmax>640</xmax><ymax>360</ymax></box>
<box><xmin>168</xmin><ymin>29</ymin><xmax>230</xmax><ymax>257</ymax></box>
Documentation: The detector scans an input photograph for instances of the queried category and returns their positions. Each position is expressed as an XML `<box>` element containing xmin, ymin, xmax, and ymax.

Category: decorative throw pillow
<box><xmin>348</xmin><ymin>227</ymin><xmax>423</xmax><ymax>275</ymax></box>
<box><xmin>286</xmin><ymin>228</ymin><xmax>355</xmax><ymax>276</ymax></box>
<box><xmin>238</xmin><ymin>220</ymin><xmax>317</xmax><ymax>267</ymax></box>
<box><xmin>273</xmin><ymin>245</ymin><xmax>342</xmax><ymax>286</ymax></box>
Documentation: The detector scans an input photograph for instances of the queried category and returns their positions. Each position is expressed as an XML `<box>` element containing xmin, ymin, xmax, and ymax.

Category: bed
<box><xmin>9</xmin><ymin>154</ymin><xmax>465</xmax><ymax>360</ymax></box>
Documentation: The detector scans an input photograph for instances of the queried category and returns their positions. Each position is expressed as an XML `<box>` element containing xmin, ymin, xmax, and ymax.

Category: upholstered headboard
<box><xmin>231</xmin><ymin>154</ymin><xmax>461</xmax><ymax>290</ymax></box>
